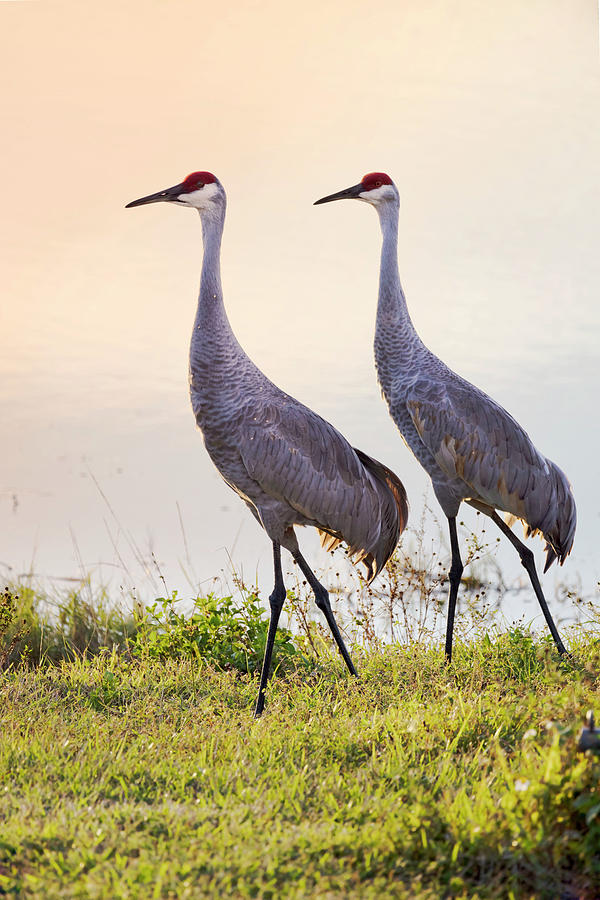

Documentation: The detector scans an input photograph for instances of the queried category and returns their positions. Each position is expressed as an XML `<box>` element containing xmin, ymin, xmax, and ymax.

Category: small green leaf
<box><xmin>586</xmin><ymin>803</ymin><xmax>600</xmax><ymax>825</ymax></box>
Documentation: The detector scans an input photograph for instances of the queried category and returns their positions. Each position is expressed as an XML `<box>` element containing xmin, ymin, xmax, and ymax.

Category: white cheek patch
<box><xmin>177</xmin><ymin>182</ymin><xmax>220</xmax><ymax>207</ymax></box>
<box><xmin>359</xmin><ymin>185</ymin><xmax>396</xmax><ymax>204</ymax></box>
<box><xmin>201</xmin><ymin>183</ymin><xmax>220</xmax><ymax>202</ymax></box>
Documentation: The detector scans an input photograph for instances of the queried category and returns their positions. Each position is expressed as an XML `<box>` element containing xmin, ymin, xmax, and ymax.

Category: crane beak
<box><xmin>125</xmin><ymin>182</ymin><xmax>186</xmax><ymax>208</ymax></box>
<box><xmin>313</xmin><ymin>183</ymin><xmax>364</xmax><ymax>205</ymax></box>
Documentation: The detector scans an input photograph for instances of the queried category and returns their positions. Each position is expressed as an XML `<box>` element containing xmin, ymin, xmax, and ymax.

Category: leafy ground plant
<box><xmin>132</xmin><ymin>589</ymin><xmax>299</xmax><ymax>673</ymax></box>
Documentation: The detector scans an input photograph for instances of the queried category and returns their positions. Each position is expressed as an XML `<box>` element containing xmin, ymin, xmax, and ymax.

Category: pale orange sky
<box><xmin>2</xmin><ymin>0</ymin><xmax>598</xmax><ymax>373</ymax></box>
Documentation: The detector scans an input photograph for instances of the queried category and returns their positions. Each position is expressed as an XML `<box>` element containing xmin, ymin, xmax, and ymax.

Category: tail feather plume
<box><xmin>503</xmin><ymin>460</ymin><xmax>576</xmax><ymax>574</ymax></box>
<box><xmin>353</xmin><ymin>447</ymin><xmax>409</xmax><ymax>581</ymax></box>
<box><xmin>317</xmin><ymin>448</ymin><xmax>408</xmax><ymax>583</ymax></box>
<box><xmin>543</xmin><ymin>462</ymin><xmax>576</xmax><ymax>572</ymax></box>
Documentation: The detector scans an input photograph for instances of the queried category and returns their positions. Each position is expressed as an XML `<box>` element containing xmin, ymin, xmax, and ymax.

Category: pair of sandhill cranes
<box><xmin>127</xmin><ymin>170</ymin><xmax>576</xmax><ymax>716</ymax></box>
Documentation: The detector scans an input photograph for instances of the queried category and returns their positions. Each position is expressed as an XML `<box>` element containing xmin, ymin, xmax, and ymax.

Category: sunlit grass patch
<box><xmin>1</xmin><ymin>536</ymin><xmax>599</xmax><ymax>899</ymax></box>
<box><xmin>0</xmin><ymin>619</ymin><xmax>599</xmax><ymax>897</ymax></box>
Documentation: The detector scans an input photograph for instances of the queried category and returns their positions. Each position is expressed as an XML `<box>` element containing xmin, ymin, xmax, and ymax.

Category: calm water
<box><xmin>1</xmin><ymin>0</ymin><xmax>599</xmax><ymax>629</ymax></box>
<box><xmin>2</xmin><ymin>261</ymin><xmax>599</xmax><ymax>620</ymax></box>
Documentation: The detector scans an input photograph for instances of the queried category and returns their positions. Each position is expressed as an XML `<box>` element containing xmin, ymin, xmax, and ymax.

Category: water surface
<box><xmin>1</xmin><ymin>1</ymin><xmax>599</xmax><ymax>629</ymax></box>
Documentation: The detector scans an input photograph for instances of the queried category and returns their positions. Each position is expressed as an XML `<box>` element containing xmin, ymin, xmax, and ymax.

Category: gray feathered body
<box><xmin>373</xmin><ymin>200</ymin><xmax>575</xmax><ymax>570</ymax></box>
<box><xmin>189</xmin><ymin>199</ymin><xmax>407</xmax><ymax>581</ymax></box>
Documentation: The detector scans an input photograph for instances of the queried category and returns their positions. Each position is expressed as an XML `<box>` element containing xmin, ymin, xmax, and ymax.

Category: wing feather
<box><xmin>238</xmin><ymin>399</ymin><xmax>406</xmax><ymax>579</ymax></box>
<box><xmin>404</xmin><ymin>376</ymin><xmax>575</xmax><ymax>564</ymax></box>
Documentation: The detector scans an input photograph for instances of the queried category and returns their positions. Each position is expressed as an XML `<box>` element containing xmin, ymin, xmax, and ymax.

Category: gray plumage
<box><xmin>127</xmin><ymin>171</ymin><xmax>408</xmax><ymax>714</ymax></box>
<box><xmin>315</xmin><ymin>172</ymin><xmax>576</xmax><ymax>659</ymax></box>
<box><xmin>379</xmin><ymin>342</ymin><xmax>576</xmax><ymax>571</ymax></box>
<box><xmin>185</xmin><ymin>179</ymin><xmax>407</xmax><ymax>579</ymax></box>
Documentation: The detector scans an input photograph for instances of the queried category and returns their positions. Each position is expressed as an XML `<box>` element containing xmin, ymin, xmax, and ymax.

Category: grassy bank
<box><xmin>1</xmin><ymin>579</ymin><xmax>599</xmax><ymax>898</ymax></box>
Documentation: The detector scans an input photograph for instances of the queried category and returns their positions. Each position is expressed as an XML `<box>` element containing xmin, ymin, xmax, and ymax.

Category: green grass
<box><xmin>1</xmin><ymin>608</ymin><xmax>599</xmax><ymax>898</ymax></box>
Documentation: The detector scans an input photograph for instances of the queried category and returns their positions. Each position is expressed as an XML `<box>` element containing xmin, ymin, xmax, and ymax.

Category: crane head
<box><xmin>126</xmin><ymin>171</ymin><xmax>224</xmax><ymax>212</ymax></box>
<box><xmin>314</xmin><ymin>172</ymin><xmax>397</xmax><ymax>207</ymax></box>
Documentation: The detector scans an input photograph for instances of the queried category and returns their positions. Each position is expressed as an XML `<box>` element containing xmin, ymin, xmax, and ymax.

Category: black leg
<box><xmin>445</xmin><ymin>516</ymin><xmax>464</xmax><ymax>662</ymax></box>
<box><xmin>254</xmin><ymin>542</ymin><xmax>287</xmax><ymax>718</ymax></box>
<box><xmin>489</xmin><ymin>511</ymin><xmax>568</xmax><ymax>656</ymax></box>
<box><xmin>293</xmin><ymin>549</ymin><xmax>357</xmax><ymax>677</ymax></box>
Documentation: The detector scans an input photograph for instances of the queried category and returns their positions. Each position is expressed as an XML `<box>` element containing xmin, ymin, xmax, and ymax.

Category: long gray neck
<box><xmin>193</xmin><ymin>206</ymin><xmax>228</xmax><ymax>339</ymax></box>
<box><xmin>374</xmin><ymin>201</ymin><xmax>424</xmax><ymax>394</ymax></box>
<box><xmin>189</xmin><ymin>203</ymin><xmax>248</xmax><ymax>419</ymax></box>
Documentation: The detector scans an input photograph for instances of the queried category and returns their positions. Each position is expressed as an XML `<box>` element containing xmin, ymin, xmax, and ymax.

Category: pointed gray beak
<box><xmin>125</xmin><ymin>182</ymin><xmax>186</xmax><ymax>208</ymax></box>
<box><xmin>313</xmin><ymin>183</ymin><xmax>364</xmax><ymax>205</ymax></box>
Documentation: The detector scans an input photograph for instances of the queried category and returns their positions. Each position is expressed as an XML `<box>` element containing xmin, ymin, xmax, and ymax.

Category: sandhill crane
<box><xmin>126</xmin><ymin>172</ymin><xmax>408</xmax><ymax>715</ymax></box>
<box><xmin>315</xmin><ymin>172</ymin><xmax>576</xmax><ymax>661</ymax></box>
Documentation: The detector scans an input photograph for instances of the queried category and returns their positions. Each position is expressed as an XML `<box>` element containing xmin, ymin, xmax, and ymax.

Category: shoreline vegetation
<box><xmin>1</xmin><ymin>529</ymin><xmax>599</xmax><ymax>898</ymax></box>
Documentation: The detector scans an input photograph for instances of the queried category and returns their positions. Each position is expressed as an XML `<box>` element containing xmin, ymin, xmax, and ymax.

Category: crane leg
<box><xmin>254</xmin><ymin>541</ymin><xmax>287</xmax><ymax>718</ymax></box>
<box><xmin>489</xmin><ymin>511</ymin><xmax>568</xmax><ymax>656</ymax></box>
<box><xmin>445</xmin><ymin>516</ymin><xmax>464</xmax><ymax>663</ymax></box>
<box><xmin>292</xmin><ymin>549</ymin><xmax>358</xmax><ymax>677</ymax></box>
